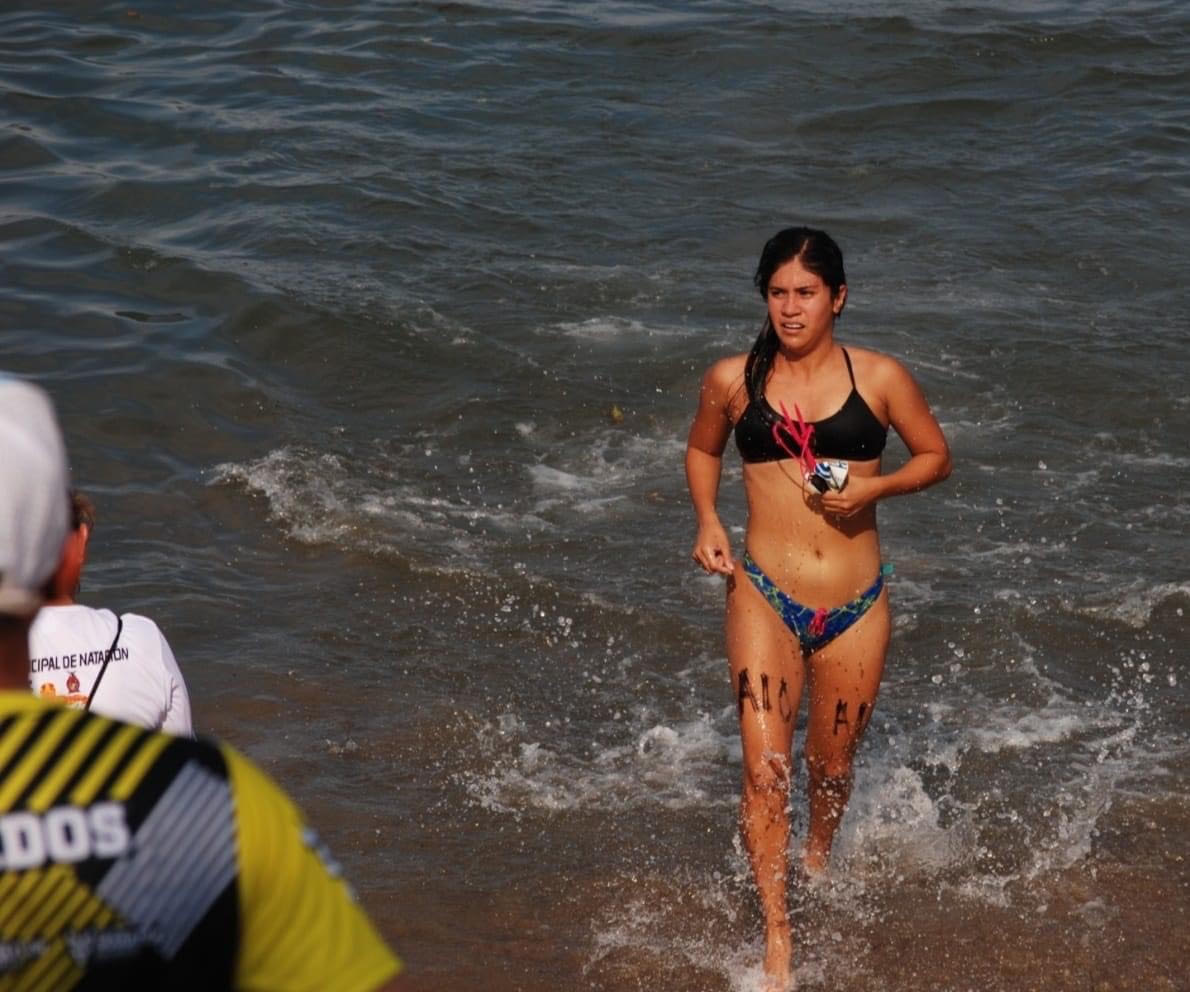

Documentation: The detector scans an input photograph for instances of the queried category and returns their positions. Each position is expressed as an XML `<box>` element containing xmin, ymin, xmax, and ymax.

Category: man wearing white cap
<box><xmin>0</xmin><ymin>375</ymin><xmax>407</xmax><ymax>990</ymax></box>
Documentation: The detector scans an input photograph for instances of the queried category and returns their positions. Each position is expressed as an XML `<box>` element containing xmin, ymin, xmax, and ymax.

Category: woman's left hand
<box><xmin>818</xmin><ymin>474</ymin><xmax>880</xmax><ymax>520</ymax></box>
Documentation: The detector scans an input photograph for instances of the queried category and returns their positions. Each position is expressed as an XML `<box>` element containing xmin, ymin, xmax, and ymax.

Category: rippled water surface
<box><xmin>2</xmin><ymin>2</ymin><xmax>1187</xmax><ymax>989</ymax></box>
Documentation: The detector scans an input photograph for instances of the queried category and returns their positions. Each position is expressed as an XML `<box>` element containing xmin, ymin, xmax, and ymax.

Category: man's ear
<box><xmin>51</xmin><ymin>526</ymin><xmax>90</xmax><ymax>601</ymax></box>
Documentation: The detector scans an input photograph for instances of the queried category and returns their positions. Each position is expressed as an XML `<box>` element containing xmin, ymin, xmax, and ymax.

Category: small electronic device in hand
<box><xmin>806</xmin><ymin>460</ymin><xmax>849</xmax><ymax>493</ymax></box>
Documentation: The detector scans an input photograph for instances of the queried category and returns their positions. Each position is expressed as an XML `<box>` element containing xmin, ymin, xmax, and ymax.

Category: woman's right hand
<box><xmin>691</xmin><ymin>520</ymin><xmax>735</xmax><ymax>576</ymax></box>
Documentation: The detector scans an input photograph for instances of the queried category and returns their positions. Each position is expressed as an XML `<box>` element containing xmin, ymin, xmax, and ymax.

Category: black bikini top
<box><xmin>733</xmin><ymin>348</ymin><xmax>888</xmax><ymax>463</ymax></box>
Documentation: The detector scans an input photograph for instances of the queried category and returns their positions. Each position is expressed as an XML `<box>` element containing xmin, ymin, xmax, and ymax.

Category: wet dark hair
<box><xmin>744</xmin><ymin>227</ymin><xmax>847</xmax><ymax>401</ymax></box>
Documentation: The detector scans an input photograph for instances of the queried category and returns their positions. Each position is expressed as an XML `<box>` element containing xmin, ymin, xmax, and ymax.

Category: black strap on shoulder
<box><xmin>85</xmin><ymin>614</ymin><xmax>123</xmax><ymax>712</ymax></box>
<box><xmin>841</xmin><ymin>347</ymin><xmax>856</xmax><ymax>387</ymax></box>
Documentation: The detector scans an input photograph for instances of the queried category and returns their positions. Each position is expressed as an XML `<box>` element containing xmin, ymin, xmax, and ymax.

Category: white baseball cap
<box><xmin>0</xmin><ymin>376</ymin><xmax>70</xmax><ymax>616</ymax></box>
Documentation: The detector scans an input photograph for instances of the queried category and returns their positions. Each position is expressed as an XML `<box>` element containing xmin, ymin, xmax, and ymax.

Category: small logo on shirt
<box><xmin>37</xmin><ymin>677</ymin><xmax>87</xmax><ymax>708</ymax></box>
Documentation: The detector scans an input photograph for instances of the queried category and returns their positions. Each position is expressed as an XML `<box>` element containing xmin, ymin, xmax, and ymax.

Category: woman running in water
<box><xmin>685</xmin><ymin>226</ymin><xmax>951</xmax><ymax>990</ymax></box>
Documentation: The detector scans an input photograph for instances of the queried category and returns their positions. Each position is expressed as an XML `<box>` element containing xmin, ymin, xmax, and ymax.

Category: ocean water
<box><xmin>2</xmin><ymin>1</ymin><xmax>1187</xmax><ymax>989</ymax></box>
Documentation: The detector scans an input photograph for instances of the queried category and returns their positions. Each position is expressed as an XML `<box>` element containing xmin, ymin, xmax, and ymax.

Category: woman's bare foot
<box><xmin>762</xmin><ymin>922</ymin><xmax>793</xmax><ymax>991</ymax></box>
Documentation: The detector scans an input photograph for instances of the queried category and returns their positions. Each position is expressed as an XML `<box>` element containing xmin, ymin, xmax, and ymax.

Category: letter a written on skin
<box><xmin>832</xmin><ymin>700</ymin><xmax>871</xmax><ymax>737</ymax></box>
<box><xmin>833</xmin><ymin>700</ymin><xmax>850</xmax><ymax>736</ymax></box>
<box><xmin>738</xmin><ymin>669</ymin><xmax>760</xmax><ymax>715</ymax></box>
<box><xmin>738</xmin><ymin>669</ymin><xmax>795</xmax><ymax>724</ymax></box>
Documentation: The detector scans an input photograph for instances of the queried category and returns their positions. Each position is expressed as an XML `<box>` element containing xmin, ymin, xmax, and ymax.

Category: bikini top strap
<box><xmin>841</xmin><ymin>347</ymin><xmax>856</xmax><ymax>387</ymax></box>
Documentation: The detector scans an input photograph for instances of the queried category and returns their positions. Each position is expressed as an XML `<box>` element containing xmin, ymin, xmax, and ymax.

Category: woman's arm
<box><xmin>686</xmin><ymin>359</ymin><xmax>740</xmax><ymax>575</ymax></box>
<box><xmin>821</xmin><ymin>355</ymin><xmax>951</xmax><ymax>517</ymax></box>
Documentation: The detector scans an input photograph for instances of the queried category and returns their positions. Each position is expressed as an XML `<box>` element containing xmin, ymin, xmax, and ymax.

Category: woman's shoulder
<box><xmin>702</xmin><ymin>352</ymin><xmax>749</xmax><ymax>389</ymax></box>
<box><xmin>700</xmin><ymin>353</ymin><xmax>750</xmax><ymax>413</ymax></box>
<box><xmin>842</xmin><ymin>344</ymin><xmax>914</xmax><ymax>388</ymax></box>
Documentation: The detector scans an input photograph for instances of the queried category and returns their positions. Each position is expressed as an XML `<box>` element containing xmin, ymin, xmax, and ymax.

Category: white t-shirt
<box><xmin>29</xmin><ymin>604</ymin><xmax>193</xmax><ymax>737</ymax></box>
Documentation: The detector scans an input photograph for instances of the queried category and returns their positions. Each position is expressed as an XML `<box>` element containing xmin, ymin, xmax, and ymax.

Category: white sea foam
<box><xmin>210</xmin><ymin>448</ymin><xmax>359</xmax><ymax>545</ymax></box>
<box><xmin>460</xmin><ymin>709</ymin><xmax>735</xmax><ymax>814</ymax></box>
<box><xmin>1112</xmin><ymin>449</ymin><xmax>1190</xmax><ymax>470</ymax></box>
<box><xmin>530</xmin><ymin>432</ymin><xmax>686</xmax><ymax>488</ymax></box>
<box><xmin>553</xmin><ymin>315</ymin><xmax>689</xmax><ymax>341</ymax></box>
<box><xmin>841</xmin><ymin>764</ymin><xmax>970</xmax><ymax>873</ymax></box>
<box><xmin>969</xmin><ymin>706</ymin><xmax>1086</xmax><ymax>753</ymax></box>
<box><xmin>211</xmin><ymin>445</ymin><xmax>551</xmax><ymax>565</ymax></box>
<box><xmin>883</xmin><ymin>575</ymin><xmax>937</xmax><ymax>616</ymax></box>
<box><xmin>586</xmin><ymin>883</ymin><xmax>781</xmax><ymax>992</ymax></box>
<box><xmin>526</xmin><ymin>431</ymin><xmax>688</xmax><ymax>521</ymax></box>
<box><xmin>935</xmin><ymin>411</ymin><xmax>1019</xmax><ymax>447</ymax></box>
<box><xmin>526</xmin><ymin>463</ymin><xmax>587</xmax><ymax>492</ymax></box>
<box><xmin>1077</xmin><ymin>579</ymin><xmax>1190</xmax><ymax>628</ymax></box>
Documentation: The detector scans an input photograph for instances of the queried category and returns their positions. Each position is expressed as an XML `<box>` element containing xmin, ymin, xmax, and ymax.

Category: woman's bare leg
<box><xmin>801</xmin><ymin>590</ymin><xmax>890</xmax><ymax>875</ymax></box>
<box><xmin>726</xmin><ymin>573</ymin><xmax>805</xmax><ymax>989</ymax></box>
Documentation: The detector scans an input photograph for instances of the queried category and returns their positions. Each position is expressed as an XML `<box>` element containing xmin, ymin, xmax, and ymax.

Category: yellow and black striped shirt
<box><xmin>0</xmin><ymin>693</ymin><xmax>400</xmax><ymax>991</ymax></box>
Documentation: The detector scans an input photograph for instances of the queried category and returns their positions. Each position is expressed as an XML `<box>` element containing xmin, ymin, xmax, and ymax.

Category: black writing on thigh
<box><xmin>738</xmin><ymin>669</ymin><xmax>760</xmax><ymax>715</ymax></box>
<box><xmin>779</xmin><ymin>678</ymin><xmax>793</xmax><ymax>723</ymax></box>
<box><xmin>834</xmin><ymin>700</ymin><xmax>873</xmax><ymax>737</ymax></box>
<box><xmin>833</xmin><ymin>700</ymin><xmax>850</xmax><ymax>736</ymax></box>
<box><xmin>739</xmin><ymin>669</ymin><xmax>794</xmax><ymax>723</ymax></box>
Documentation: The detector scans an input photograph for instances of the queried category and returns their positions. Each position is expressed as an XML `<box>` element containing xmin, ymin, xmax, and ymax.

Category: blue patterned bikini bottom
<box><xmin>741</xmin><ymin>551</ymin><xmax>890</xmax><ymax>655</ymax></box>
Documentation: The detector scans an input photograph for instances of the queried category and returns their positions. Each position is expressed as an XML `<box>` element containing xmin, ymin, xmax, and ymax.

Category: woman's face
<box><xmin>765</xmin><ymin>257</ymin><xmax>845</xmax><ymax>353</ymax></box>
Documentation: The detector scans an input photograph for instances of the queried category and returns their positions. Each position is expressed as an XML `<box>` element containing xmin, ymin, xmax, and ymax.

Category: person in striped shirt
<box><xmin>0</xmin><ymin>374</ymin><xmax>407</xmax><ymax>992</ymax></box>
